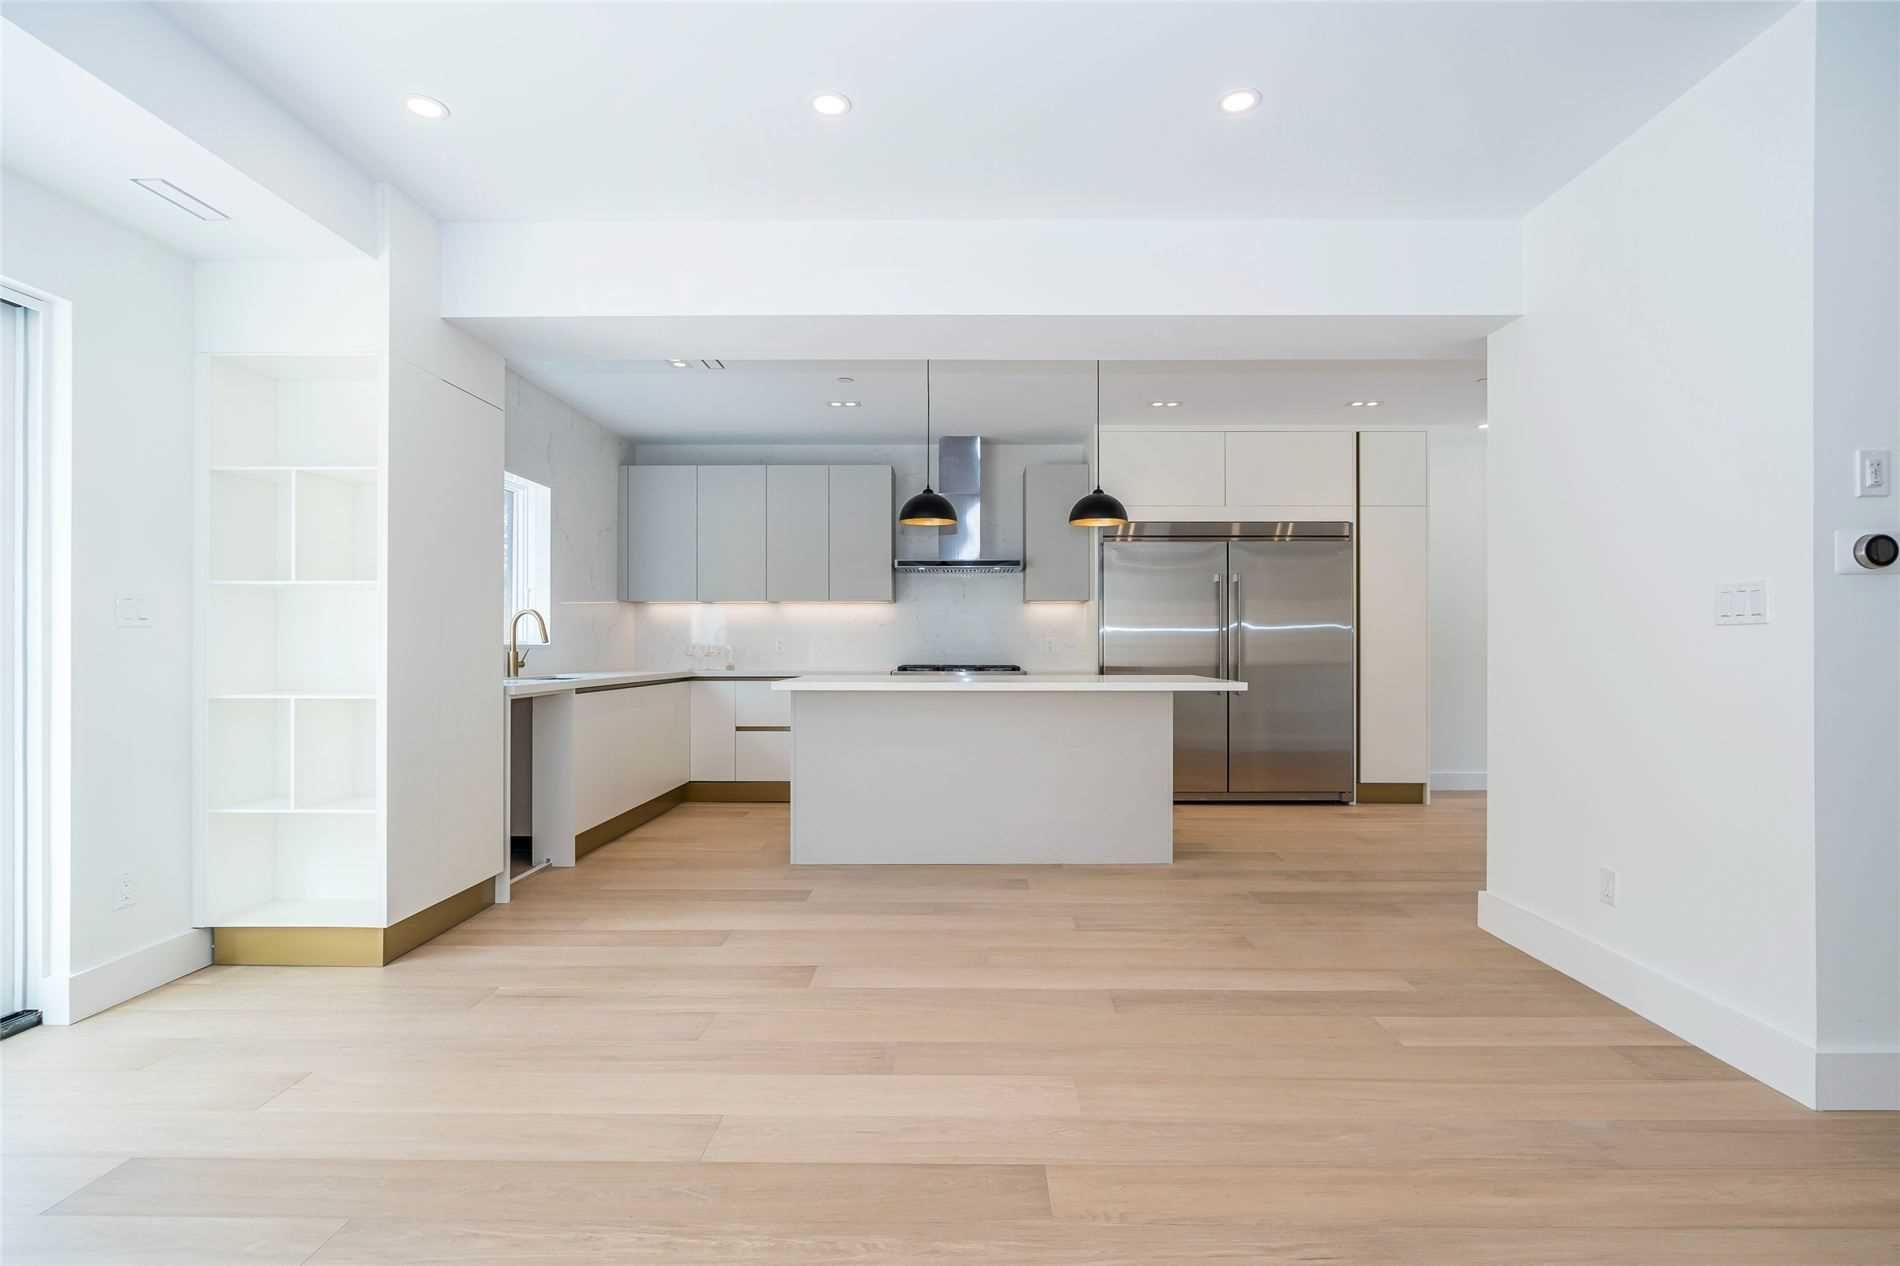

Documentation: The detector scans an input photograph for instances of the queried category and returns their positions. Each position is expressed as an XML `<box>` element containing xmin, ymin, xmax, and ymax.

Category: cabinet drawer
<box><xmin>734</xmin><ymin>680</ymin><xmax>792</xmax><ymax>727</ymax></box>
<box><xmin>736</xmin><ymin>729</ymin><xmax>792</xmax><ymax>782</ymax></box>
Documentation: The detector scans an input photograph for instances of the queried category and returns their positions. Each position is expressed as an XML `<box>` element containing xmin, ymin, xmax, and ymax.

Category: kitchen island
<box><xmin>774</xmin><ymin>673</ymin><xmax>1244</xmax><ymax>864</ymax></box>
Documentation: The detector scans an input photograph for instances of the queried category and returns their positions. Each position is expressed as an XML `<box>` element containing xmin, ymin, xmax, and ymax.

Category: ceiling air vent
<box><xmin>131</xmin><ymin>178</ymin><xmax>229</xmax><ymax>222</ymax></box>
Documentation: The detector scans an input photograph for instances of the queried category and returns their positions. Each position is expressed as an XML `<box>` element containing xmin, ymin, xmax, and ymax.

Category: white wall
<box><xmin>1809</xmin><ymin>0</ymin><xmax>1899</xmax><ymax>1104</ymax></box>
<box><xmin>630</xmin><ymin>442</ymin><xmax>1094</xmax><ymax>672</ymax></box>
<box><xmin>380</xmin><ymin>187</ymin><xmax>507</xmax><ymax>925</ymax></box>
<box><xmin>1482</xmin><ymin>8</ymin><xmax>1828</xmax><ymax>1102</ymax></box>
<box><xmin>1</xmin><ymin>172</ymin><xmax>207</xmax><ymax>1016</ymax></box>
<box><xmin>1429</xmin><ymin>428</ymin><xmax>1487</xmax><ymax>789</ymax></box>
<box><xmin>504</xmin><ymin>372</ymin><xmax>639</xmax><ymax>674</ymax></box>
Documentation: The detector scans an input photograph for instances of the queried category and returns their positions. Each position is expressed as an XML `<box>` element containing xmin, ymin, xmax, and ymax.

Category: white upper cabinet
<box><xmin>1099</xmin><ymin>430</ymin><xmax>1225</xmax><ymax>508</ymax></box>
<box><xmin>696</xmin><ymin>466</ymin><xmax>767</xmax><ymax>601</ymax></box>
<box><xmin>1099</xmin><ymin>429</ymin><xmax>1357</xmax><ymax>521</ymax></box>
<box><xmin>766</xmin><ymin>465</ymin><xmax>829</xmax><ymax>601</ymax></box>
<box><xmin>827</xmin><ymin>465</ymin><xmax>894</xmax><ymax>602</ymax></box>
<box><xmin>1357</xmin><ymin>430</ymin><xmax>1429</xmax><ymax>506</ymax></box>
<box><xmin>1024</xmin><ymin>463</ymin><xmax>1091</xmax><ymax>602</ymax></box>
<box><xmin>1224</xmin><ymin>431</ymin><xmax>1356</xmax><ymax>513</ymax></box>
<box><xmin>621</xmin><ymin>466</ymin><xmax>697</xmax><ymax>601</ymax></box>
<box><xmin>620</xmin><ymin>463</ymin><xmax>892</xmax><ymax>603</ymax></box>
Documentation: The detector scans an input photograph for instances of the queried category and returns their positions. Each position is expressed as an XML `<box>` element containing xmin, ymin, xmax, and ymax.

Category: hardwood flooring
<box><xmin>6</xmin><ymin>793</ymin><xmax>1899</xmax><ymax>1264</ymax></box>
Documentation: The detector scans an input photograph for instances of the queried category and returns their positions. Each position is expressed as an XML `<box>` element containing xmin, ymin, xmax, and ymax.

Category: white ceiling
<box><xmin>165</xmin><ymin>1</ymin><xmax>1787</xmax><ymax>221</ymax></box>
<box><xmin>515</xmin><ymin>358</ymin><xmax>1487</xmax><ymax>444</ymax></box>
<box><xmin>0</xmin><ymin>21</ymin><xmax>357</xmax><ymax>259</ymax></box>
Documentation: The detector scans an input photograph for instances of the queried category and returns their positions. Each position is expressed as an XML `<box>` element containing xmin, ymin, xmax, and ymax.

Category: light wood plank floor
<box><xmin>7</xmin><ymin>794</ymin><xmax>1899</xmax><ymax>1264</ymax></box>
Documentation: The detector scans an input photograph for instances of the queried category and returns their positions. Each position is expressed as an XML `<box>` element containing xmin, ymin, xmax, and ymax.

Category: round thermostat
<box><xmin>1853</xmin><ymin>532</ymin><xmax>1899</xmax><ymax>570</ymax></box>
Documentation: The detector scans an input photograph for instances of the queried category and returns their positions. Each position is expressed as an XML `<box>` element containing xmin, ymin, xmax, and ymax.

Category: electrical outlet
<box><xmin>1598</xmin><ymin>867</ymin><xmax>1617</xmax><ymax>908</ymax></box>
<box><xmin>115</xmin><ymin>870</ymin><xmax>135</xmax><ymax>910</ymax></box>
<box><xmin>1856</xmin><ymin>448</ymin><xmax>1891</xmax><ymax>498</ymax></box>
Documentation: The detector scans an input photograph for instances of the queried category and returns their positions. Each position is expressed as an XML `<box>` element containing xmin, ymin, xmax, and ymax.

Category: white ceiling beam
<box><xmin>7</xmin><ymin>1</ymin><xmax>379</xmax><ymax>255</ymax></box>
<box><xmin>442</xmin><ymin>218</ymin><xmax>1522</xmax><ymax>324</ymax></box>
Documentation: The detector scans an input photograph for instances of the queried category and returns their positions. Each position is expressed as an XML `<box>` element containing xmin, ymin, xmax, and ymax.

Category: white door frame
<box><xmin>1</xmin><ymin>279</ymin><xmax>71</xmax><ymax>1024</ymax></box>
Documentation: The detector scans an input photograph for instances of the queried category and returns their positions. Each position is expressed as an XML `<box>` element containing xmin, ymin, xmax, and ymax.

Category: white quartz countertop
<box><xmin>773</xmin><ymin>673</ymin><xmax>1245</xmax><ymax>693</ymax></box>
<box><xmin>503</xmin><ymin>669</ymin><xmax>804</xmax><ymax>699</ymax></box>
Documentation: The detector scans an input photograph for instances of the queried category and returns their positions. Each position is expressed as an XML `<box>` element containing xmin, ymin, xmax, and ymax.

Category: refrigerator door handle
<box><xmin>1214</xmin><ymin>573</ymin><xmax>1226</xmax><ymax>679</ymax></box>
<box><xmin>1230</xmin><ymin>572</ymin><xmax>1241</xmax><ymax>679</ymax></box>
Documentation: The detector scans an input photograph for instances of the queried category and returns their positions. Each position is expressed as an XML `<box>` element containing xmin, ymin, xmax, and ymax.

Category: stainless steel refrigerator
<box><xmin>1100</xmin><ymin>522</ymin><xmax>1354</xmax><ymax>802</ymax></box>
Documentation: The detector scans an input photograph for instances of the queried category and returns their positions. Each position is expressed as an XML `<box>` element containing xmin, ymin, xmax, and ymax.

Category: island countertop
<box><xmin>774</xmin><ymin>672</ymin><xmax>1244</xmax><ymax>693</ymax></box>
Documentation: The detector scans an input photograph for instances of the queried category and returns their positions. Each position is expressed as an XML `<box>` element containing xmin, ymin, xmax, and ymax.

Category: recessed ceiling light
<box><xmin>811</xmin><ymin>93</ymin><xmax>852</xmax><ymax>117</ymax></box>
<box><xmin>403</xmin><ymin>94</ymin><xmax>451</xmax><ymax>120</ymax></box>
<box><xmin>1349</xmin><ymin>400</ymin><xmax>1382</xmax><ymax>408</ymax></box>
<box><xmin>1218</xmin><ymin>89</ymin><xmax>1261</xmax><ymax>115</ymax></box>
<box><xmin>828</xmin><ymin>400</ymin><xmax>861</xmax><ymax>408</ymax></box>
<box><xmin>668</xmin><ymin>359</ymin><xmax>690</xmax><ymax>368</ymax></box>
<box><xmin>1477</xmin><ymin>422</ymin><xmax>1490</xmax><ymax>430</ymax></box>
<box><xmin>1149</xmin><ymin>401</ymin><xmax>1181</xmax><ymax>408</ymax></box>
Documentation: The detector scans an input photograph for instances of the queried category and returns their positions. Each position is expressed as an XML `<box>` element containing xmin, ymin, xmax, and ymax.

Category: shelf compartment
<box><xmin>208</xmin><ymin>584</ymin><xmax>378</xmax><ymax>697</ymax></box>
<box><xmin>208</xmin><ymin>698</ymin><xmax>291</xmax><ymax>812</ymax></box>
<box><xmin>294</xmin><ymin>697</ymin><xmax>378</xmax><ymax>812</ymax></box>
<box><xmin>207</xmin><ymin>355</ymin><xmax>381</xmax><ymax>469</ymax></box>
<box><xmin>209</xmin><ymin>469</ymin><xmax>292</xmax><ymax>582</ymax></box>
<box><xmin>204</xmin><ymin>814</ymin><xmax>381</xmax><ymax>927</ymax></box>
<box><xmin>294</xmin><ymin>468</ymin><xmax>378</xmax><ymax>583</ymax></box>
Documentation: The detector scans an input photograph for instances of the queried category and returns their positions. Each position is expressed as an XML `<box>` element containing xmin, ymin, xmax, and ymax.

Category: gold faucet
<box><xmin>507</xmin><ymin>608</ymin><xmax>549</xmax><ymax>677</ymax></box>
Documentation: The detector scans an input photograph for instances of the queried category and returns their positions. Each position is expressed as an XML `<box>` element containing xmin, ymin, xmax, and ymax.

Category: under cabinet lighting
<box><xmin>811</xmin><ymin>93</ymin><xmax>853</xmax><ymax>117</ymax></box>
<box><xmin>1219</xmin><ymin>89</ymin><xmax>1262</xmax><ymax>115</ymax></box>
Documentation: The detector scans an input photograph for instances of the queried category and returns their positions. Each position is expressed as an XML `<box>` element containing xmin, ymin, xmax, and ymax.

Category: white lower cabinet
<box><xmin>573</xmin><ymin>682</ymin><xmax>689</xmax><ymax>832</ymax></box>
<box><xmin>689</xmin><ymin>681</ymin><xmax>737</xmax><ymax>780</ymax></box>
<box><xmin>736</xmin><ymin>730</ymin><xmax>792</xmax><ymax>781</ymax></box>
<box><xmin>691</xmin><ymin>679</ymin><xmax>793</xmax><ymax>782</ymax></box>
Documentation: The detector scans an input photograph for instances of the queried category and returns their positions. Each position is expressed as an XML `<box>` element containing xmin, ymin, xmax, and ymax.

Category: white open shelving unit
<box><xmin>200</xmin><ymin>354</ymin><xmax>386</xmax><ymax>928</ymax></box>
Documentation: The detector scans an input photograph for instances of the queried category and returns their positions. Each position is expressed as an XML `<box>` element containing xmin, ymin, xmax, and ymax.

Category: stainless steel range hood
<box><xmin>894</xmin><ymin>435</ymin><xmax>1023</xmax><ymax>574</ymax></box>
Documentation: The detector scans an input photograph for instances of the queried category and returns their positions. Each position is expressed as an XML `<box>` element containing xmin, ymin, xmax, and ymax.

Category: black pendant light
<box><xmin>898</xmin><ymin>359</ymin><xmax>958</xmax><ymax>527</ymax></box>
<box><xmin>1069</xmin><ymin>360</ymin><xmax>1129</xmax><ymax>527</ymax></box>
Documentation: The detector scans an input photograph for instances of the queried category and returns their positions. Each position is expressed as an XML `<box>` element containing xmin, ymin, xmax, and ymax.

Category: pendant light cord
<box><xmin>1093</xmin><ymin>359</ymin><xmax>1102</xmax><ymax>490</ymax></box>
<box><xmin>924</xmin><ymin>359</ymin><xmax>932</xmax><ymax>489</ymax></box>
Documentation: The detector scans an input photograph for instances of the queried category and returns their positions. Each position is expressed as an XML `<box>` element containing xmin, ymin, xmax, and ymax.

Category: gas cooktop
<box><xmin>890</xmin><ymin>663</ymin><xmax>1025</xmax><ymax>674</ymax></box>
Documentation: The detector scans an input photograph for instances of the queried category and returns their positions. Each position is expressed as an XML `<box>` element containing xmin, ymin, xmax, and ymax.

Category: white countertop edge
<box><xmin>503</xmin><ymin>668</ymin><xmax>807</xmax><ymax>699</ymax></box>
<box><xmin>773</xmin><ymin>673</ymin><xmax>1244</xmax><ymax>693</ymax></box>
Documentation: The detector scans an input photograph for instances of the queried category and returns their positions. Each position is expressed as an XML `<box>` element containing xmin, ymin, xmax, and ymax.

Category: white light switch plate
<box><xmin>1715</xmin><ymin>580</ymin><xmax>1768</xmax><ymax>625</ymax></box>
<box><xmin>1856</xmin><ymin>449</ymin><xmax>1891</xmax><ymax>498</ymax></box>
<box><xmin>114</xmin><ymin>594</ymin><xmax>155</xmax><ymax>629</ymax></box>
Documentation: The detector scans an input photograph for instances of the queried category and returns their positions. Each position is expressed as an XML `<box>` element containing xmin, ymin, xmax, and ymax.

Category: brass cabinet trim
<box><xmin>213</xmin><ymin>877</ymin><xmax>494</xmax><ymax>967</ymax></box>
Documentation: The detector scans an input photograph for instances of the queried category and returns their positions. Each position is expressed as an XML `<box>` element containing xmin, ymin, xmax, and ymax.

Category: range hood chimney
<box><xmin>894</xmin><ymin>436</ymin><xmax>1022</xmax><ymax>574</ymax></box>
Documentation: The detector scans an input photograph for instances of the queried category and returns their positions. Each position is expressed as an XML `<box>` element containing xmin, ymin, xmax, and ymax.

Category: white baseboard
<box><xmin>39</xmin><ymin>927</ymin><xmax>212</xmax><ymax>1025</ymax></box>
<box><xmin>1431</xmin><ymin>770</ymin><xmax>1487</xmax><ymax>792</ymax></box>
<box><xmin>1816</xmin><ymin>1050</ymin><xmax>1900</xmax><ymax>1111</ymax></box>
<box><xmin>1476</xmin><ymin>891</ymin><xmax>1900</xmax><ymax>1111</ymax></box>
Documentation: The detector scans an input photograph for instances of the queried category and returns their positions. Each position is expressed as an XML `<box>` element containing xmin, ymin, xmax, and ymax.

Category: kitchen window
<box><xmin>502</xmin><ymin>472</ymin><xmax>552</xmax><ymax>643</ymax></box>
